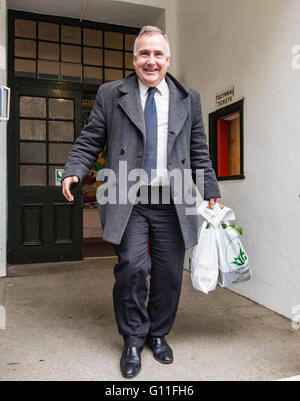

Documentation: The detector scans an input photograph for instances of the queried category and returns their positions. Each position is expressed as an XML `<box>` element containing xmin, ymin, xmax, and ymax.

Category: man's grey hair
<box><xmin>133</xmin><ymin>26</ymin><xmax>171</xmax><ymax>57</ymax></box>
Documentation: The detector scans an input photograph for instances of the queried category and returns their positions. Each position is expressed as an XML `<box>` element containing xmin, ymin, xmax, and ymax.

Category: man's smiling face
<box><xmin>133</xmin><ymin>32</ymin><xmax>170</xmax><ymax>87</ymax></box>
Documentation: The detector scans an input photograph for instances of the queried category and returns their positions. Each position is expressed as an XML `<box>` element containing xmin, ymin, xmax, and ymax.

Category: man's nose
<box><xmin>147</xmin><ymin>54</ymin><xmax>155</xmax><ymax>64</ymax></box>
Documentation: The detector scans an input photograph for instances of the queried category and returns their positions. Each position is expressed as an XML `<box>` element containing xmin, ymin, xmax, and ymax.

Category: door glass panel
<box><xmin>49</xmin><ymin>121</ymin><xmax>74</xmax><ymax>142</ymax></box>
<box><xmin>125</xmin><ymin>69</ymin><xmax>134</xmax><ymax>78</ymax></box>
<box><xmin>20</xmin><ymin>143</ymin><xmax>46</xmax><ymax>163</ymax></box>
<box><xmin>20</xmin><ymin>119</ymin><xmax>46</xmax><ymax>141</ymax></box>
<box><xmin>125</xmin><ymin>34</ymin><xmax>136</xmax><ymax>51</ymax></box>
<box><xmin>39</xmin><ymin>42</ymin><xmax>60</xmax><ymax>61</ymax></box>
<box><xmin>84</xmin><ymin>29</ymin><xmax>102</xmax><ymax>47</ymax></box>
<box><xmin>15</xmin><ymin>59</ymin><xmax>36</xmax><ymax>78</ymax></box>
<box><xmin>15</xmin><ymin>19</ymin><xmax>36</xmax><ymax>39</ymax></box>
<box><xmin>20</xmin><ymin>96</ymin><xmax>46</xmax><ymax>118</ymax></box>
<box><xmin>39</xmin><ymin>22</ymin><xmax>59</xmax><ymax>42</ymax></box>
<box><xmin>48</xmin><ymin>166</ymin><xmax>65</xmax><ymax>186</ymax></box>
<box><xmin>49</xmin><ymin>99</ymin><xmax>74</xmax><ymax>120</ymax></box>
<box><xmin>125</xmin><ymin>53</ymin><xmax>133</xmax><ymax>69</ymax></box>
<box><xmin>105</xmin><ymin>50</ymin><xmax>123</xmax><ymax>68</ymax></box>
<box><xmin>84</xmin><ymin>47</ymin><xmax>102</xmax><ymax>66</ymax></box>
<box><xmin>49</xmin><ymin>144</ymin><xmax>73</xmax><ymax>164</ymax></box>
<box><xmin>105</xmin><ymin>32</ymin><xmax>123</xmax><ymax>49</ymax></box>
<box><xmin>61</xmin><ymin>25</ymin><xmax>81</xmax><ymax>44</ymax></box>
<box><xmin>61</xmin><ymin>45</ymin><xmax>82</xmax><ymax>64</ymax></box>
<box><xmin>38</xmin><ymin>60</ymin><xmax>60</xmax><ymax>80</ymax></box>
<box><xmin>15</xmin><ymin>39</ymin><xmax>36</xmax><ymax>59</ymax></box>
<box><xmin>61</xmin><ymin>63</ymin><xmax>82</xmax><ymax>83</ymax></box>
<box><xmin>105</xmin><ymin>69</ymin><xmax>123</xmax><ymax>82</ymax></box>
<box><xmin>20</xmin><ymin>165</ymin><xmax>46</xmax><ymax>186</ymax></box>
<box><xmin>84</xmin><ymin>66</ymin><xmax>103</xmax><ymax>84</ymax></box>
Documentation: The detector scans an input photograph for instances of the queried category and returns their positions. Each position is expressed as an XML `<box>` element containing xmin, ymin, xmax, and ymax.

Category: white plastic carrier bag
<box><xmin>215</xmin><ymin>221</ymin><xmax>252</xmax><ymax>287</ymax></box>
<box><xmin>190</xmin><ymin>221</ymin><xmax>219</xmax><ymax>294</ymax></box>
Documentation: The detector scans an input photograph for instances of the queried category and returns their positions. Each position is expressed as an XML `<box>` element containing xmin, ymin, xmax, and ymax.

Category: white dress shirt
<box><xmin>138</xmin><ymin>78</ymin><xmax>170</xmax><ymax>186</ymax></box>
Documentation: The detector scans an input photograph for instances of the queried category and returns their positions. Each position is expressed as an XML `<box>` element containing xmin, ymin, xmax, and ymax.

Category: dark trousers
<box><xmin>113</xmin><ymin>186</ymin><xmax>186</xmax><ymax>348</ymax></box>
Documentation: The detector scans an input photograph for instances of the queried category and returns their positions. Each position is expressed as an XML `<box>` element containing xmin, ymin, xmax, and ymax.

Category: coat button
<box><xmin>120</xmin><ymin>149</ymin><xmax>125</xmax><ymax>155</ymax></box>
<box><xmin>182</xmin><ymin>159</ymin><xmax>185</xmax><ymax>164</ymax></box>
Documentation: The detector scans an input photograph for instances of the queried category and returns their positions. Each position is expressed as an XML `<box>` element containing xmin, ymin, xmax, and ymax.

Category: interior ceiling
<box><xmin>7</xmin><ymin>0</ymin><xmax>164</xmax><ymax>28</ymax></box>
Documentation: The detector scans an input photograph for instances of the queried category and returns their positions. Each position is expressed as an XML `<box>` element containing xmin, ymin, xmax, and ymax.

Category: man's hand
<box><xmin>62</xmin><ymin>176</ymin><xmax>79</xmax><ymax>202</ymax></box>
<box><xmin>209</xmin><ymin>197</ymin><xmax>221</xmax><ymax>209</ymax></box>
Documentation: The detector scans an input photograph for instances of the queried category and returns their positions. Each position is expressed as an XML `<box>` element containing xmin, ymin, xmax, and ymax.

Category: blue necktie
<box><xmin>143</xmin><ymin>87</ymin><xmax>158</xmax><ymax>183</ymax></box>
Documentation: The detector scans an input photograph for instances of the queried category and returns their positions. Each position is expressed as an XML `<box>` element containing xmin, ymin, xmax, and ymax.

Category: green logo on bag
<box><xmin>231</xmin><ymin>245</ymin><xmax>248</xmax><ymax>268</ymax></box>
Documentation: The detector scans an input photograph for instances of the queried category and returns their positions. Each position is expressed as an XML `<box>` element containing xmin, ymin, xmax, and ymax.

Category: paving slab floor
<box><xmin>0</xmin><ymin>258</ymin><xmax>299</xmax><ymax>381</ymax></box>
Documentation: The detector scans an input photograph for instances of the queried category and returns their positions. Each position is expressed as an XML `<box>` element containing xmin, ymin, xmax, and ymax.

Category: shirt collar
<box><xmin>138</xmin><ymin>77</ymin><xmax>169</xmax><ymax>97</ymax></box>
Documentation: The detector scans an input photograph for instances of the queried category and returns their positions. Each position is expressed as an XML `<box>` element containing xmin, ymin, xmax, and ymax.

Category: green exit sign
<box><xmin>55</xmin><ymin>169</ymin><xmax>64</xmax><ymax>186</ymax></box>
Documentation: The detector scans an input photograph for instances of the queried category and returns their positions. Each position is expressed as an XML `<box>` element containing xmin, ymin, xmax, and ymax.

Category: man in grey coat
<box><xmin>62</xmin><ymin>26</ymin><xmax>221</xmax><ymax>378</ymax></box>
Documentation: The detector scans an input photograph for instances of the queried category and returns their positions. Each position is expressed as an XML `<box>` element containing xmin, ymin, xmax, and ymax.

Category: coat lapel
<box><xmin>117</xmin><ymin>74</ymin><xmax>146</xmax><ymax>142</ymax></box>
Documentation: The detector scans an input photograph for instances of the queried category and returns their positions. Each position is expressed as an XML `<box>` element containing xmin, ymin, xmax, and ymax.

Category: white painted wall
<box><xmin>177</xmin><ymin>0</ymin><xmax>300</xmax><ymax>319</ymax></box>
<box><xmin>0</xmin><ymin>0</ymin><xmax>7</xmax><ymax>277</ymax></box>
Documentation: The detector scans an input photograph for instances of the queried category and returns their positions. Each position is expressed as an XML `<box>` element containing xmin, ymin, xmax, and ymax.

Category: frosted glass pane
<box><xmin>105</xmin><ymin>69</ymin><xmax>123</xmax><ymax>82</ymax></box>
<box><xmin>125</xmin><ymin>34</ymin><xmax>136</xmax><ymax>51</ymax></box>
<box><xmin>125</xmin><ymin>53</ymin><xmax>133</xmax><ymax>69</ymax></box>
<box><xmin>105</xmin><ymin>32</ymin><xmax>123</xmax><ymax>49</ymax></box>
<box><xmin>15</xmin><ymin>39</ymin><xmax>36</xmax><ymax>59</ymax></box>
<box><xmin>20</xmin><ymin>166</ymin><xmax>46</xmax><ymax>186</ymax></box>
<box><xmin>84</xmin><ymin>29</ymin><xmax>102</xmax><ymax>47</ymax></box>
<box><xmin>49</xmin><ymin>121</ymin><xmax>74</xmax><ymax>142</ymax></box>
<box><xmin>61</xmin><ymin>25</ymin><xmax>81</xmax><ymax>44</ymax></box>
<box><xmin>84</xmin><ymin>67</ymin><xmax>103</xmax><ymax>84</ymax></box>
<box><xmin>49</xmin><ymin>99</ymin><xmax>74</xmax><ymax>120</ymax></box>
<box><xmin>84</xmin><ymin>47</ymin><xmax>102</xmax><ymax>66</ymax></box>
<box><xmin>61</xmin><ymin>45</ymin><xmax>81</xmax><ymax>64</ymax></box>
<box><xmin>15</xmin><ymin>19</ymin><xmax>36</xmax><ymax>39</ymax></box>
<box><xmin>39</xmin><ymin>42</ymin><xmax>60</xmax><ymax>61</ymax></box>
<box><xmin>39</xmin><ymin>22</ymin><xmax>59</xmax><ymax>42</ymax></box>
<box><xmin>15</xmin><ymin>59</ymin><xmax>36</xmax><ymax>78</ymax></box>
<box><xmin>20</xmin><ymin>143</ymin><xmax>46</xmax><ymax>163</ymax></box>
<box><xmin>105</xmin><ymin>51</ymin><xmax>123</xmax><ymax>68</ymax></box>
<box><xmin>125</xmin><ymin>70</ymin><xmax>134</xmax><ymax>78</ymax></box>
<box><xmin>49</xmin><ymin>144</ymin><xmax>73</xmax><ymax>164</ymax></box>
<box><xmin>20</xmin><ymin>96</ymin><xmax>46</xmax><ymax>118</ymax></box>
<box><xmin>20</xmin><ymin>120</ymin><xmax>46</xmax><ymax>141</ymax></box>
<box><xmin>61</xmin><ymin>63</ymin><xmax>82</xmax><ymax>83</ymax></box>
<box><xmin>38</xmin><ymin>60</ymin><xmax>60</xmax><ymax>80</ymax></box>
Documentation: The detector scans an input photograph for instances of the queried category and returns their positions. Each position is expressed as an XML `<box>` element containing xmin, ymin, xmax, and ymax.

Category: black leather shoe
<box><xmin>120</xmin><ymin>345</ymin><xmax>142</xmax><ymax>378</ymax></box>
<box><xmin>146</xmin><ymin>337</ymin><xmax>173</xmax><ymax>364</ymax></box>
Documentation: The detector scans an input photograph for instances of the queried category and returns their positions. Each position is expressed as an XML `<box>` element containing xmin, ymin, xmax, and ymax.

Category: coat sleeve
<box><xmin>190</xmin><ymin>90</ymin><xmax>221</xmax><ymax>200</ymax></box>
<box><xmin>62</xmin><ymin>85</ymin><xmax>107</xmax><ymax>184</ymax></box>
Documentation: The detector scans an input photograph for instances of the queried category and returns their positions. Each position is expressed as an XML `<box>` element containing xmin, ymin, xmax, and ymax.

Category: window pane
<box><xmin>84</xmin><ymin>66</ymin><xmax>103</xmax><ymax>84</ymax></box>
<box><xmin>38</xmin><ymin>60</ymin><xmax>60</xmax><ymax>80</ymax></box>
<box><xmin>20</xmin><ymin>96</ymin><xmax>46</xmax><ymax>118</ymax></box>
<box><xmin>20</xmin><ymin>166</ymin><xmax>46</xmax><ymax>186</ymax></box>
<box><xmin>15</xmin><ymin>19</ymin><xmax>36</xmax><ymax>39</ymax></box>
<box><xmin>49</xmin><ymin>121</ymin><xmax>74</xmax><ymax>142</ymax></box>
<box><xmin>20</xmin><ymin>120</ymin><xmax>46</xmax><ymax>141</ymax></box>
<box><xmin>84</xmin><ymin>47</ymin><xmax>103</xmax><ymax>66</ymax></box>
<box><xmin>61</xmin><ymin>63</ymin><xmax>82</xmax><ymax>82</ymax></box>
<box><xmin>39</xmin><ymin>42</ymin><xmax>60</xmax><ymax>61</ymax></box>
<box><xmin>49</xmin><ymin>144</ymin><xmax>73</xmax><ymax>164</ymax></box>
<box><xmin>15</xmin><ymin>39</ymin><xmax>36</xmax><ymax>59</ymax></box>
<box><xmin>105</xmin><ymin>50</ymin><xmax>123</xmax><ymax>68</ymax></box>
<box><xmin>105</xmin><ymin>32</ymin><xmax>123</xmax><ymax>49</ymax></box>
<box><xmin>61</xmin><ymin>45</ymin><xmax>81</xmax><ymax>64</ymax></box>
<box><xmin>125</xmin><ymin>34</ymin><xmax>136</xmax><ymax>51</ymax></box>
<box><xmin>125</xmin><ymin>53</ymin><xmax>133</xmax><ymax>69</ymax></box>
<box><xmin>15</xmin><ymin>59</ymin><xmax>36</xmax><ymax>78</ymax></box>
<box><xmin>84</xmin><ymin>29</ymin><xmax>102</xmax><ymax>47</ymax></box>
<box><xmin>39</xmin><ymin>22</ymin><xmax>59</xmax><ymax>42</ymax></box>
<box><xmin>20</xmin><ymin>143</ymin><xmax>46</xmax><ymax>163</ymax></box>
<box><xmin>48</xmin><ymin>166</ymin><xmax>65</xmax><ymax>186</ymax></box>
<box><xmin>125</xmin><ymin>70</ymin><xmax>134</xmax><ymax>78</ymax></box>
<box><xmin>105</xmin><ymin>69</ymin><xmax>123</xmax><ymax>82</ymax></box>
<box><xmin>61</xmin><ymin>25</ymin><xmax>81</xmax><ymax>44</ymax></box>
<box><xmin>49</xmin><ymin>99</ymin><xmax>74</xmax><ymax>120</ymax></box>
